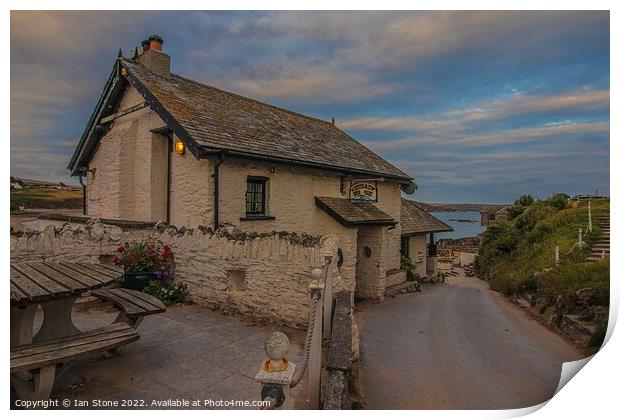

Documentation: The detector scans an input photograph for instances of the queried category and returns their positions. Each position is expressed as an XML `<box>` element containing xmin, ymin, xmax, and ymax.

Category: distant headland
<box><xmin>413</xmin><ymin>202</ymin><xmax>510</xmax><ymax>212</ymax></box>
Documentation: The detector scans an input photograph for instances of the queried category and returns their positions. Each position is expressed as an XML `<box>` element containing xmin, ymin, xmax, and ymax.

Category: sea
<box><xmin>430</xmin><ymin>211</ymin><xmax>486</xmax><ymax>240</ymax></box>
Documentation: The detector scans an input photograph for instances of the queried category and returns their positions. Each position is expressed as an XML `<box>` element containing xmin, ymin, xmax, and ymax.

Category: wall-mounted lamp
<box><xmin>175</xmin><ymin>140</ymin><xmax>185</xmax><ymax>156</ymax></box>
<box><xmin>270</xmin><ymin>167</ymin><xmax>276</xmax><ymax>174</ymax></box>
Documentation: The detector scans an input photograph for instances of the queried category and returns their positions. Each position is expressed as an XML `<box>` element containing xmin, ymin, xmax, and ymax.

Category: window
<box><xmin>337</xmin><ymin>248</ymin><xmax>344</xmax><ymax>268</ymax></box>
<box><xmin>363</xmin><ymin>246</ymin><xmax>372</xmax><ymax>258</ymax></box>
<box><xmin>401</xmin><ymin>236</ymin><xmax>409</xmax><ymax>257</ymax></box>
<box><xmin>245</xmin><ymin>177</ymin><xmax>267</xmax><ymax>216</ymax></box>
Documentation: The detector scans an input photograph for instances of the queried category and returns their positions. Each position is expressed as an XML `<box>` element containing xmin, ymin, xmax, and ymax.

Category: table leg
<box><xmin>10</xmin><ymin>305</ymin><xmax>37</xmax><ymax>347</ymax></box>
<box><xmin>11</xmin><ymin>365</ymin><xmax>56</xmax><ymax>402</ymax></box>
<box><xmin>33</xmin><ymin>296</ymin><xmax>81</xmax><ymax>343</ymax></box>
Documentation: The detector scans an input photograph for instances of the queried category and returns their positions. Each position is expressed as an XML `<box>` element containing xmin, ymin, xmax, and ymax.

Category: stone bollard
<box><xmin>255</xmin><ymin>332</ymin><xmax>296</xmax><ymax>409</ymax></box>
<box><xmin>578</xmin><ymin>228</ymin><xmax>583</xmax><ymax>250</ymax></box>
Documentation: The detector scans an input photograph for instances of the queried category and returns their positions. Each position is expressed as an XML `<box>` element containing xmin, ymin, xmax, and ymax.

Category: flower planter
<box><xmin>122</xmin><ymin>272</ymin><xmax>154</xmax><ymax>291</ymax></box>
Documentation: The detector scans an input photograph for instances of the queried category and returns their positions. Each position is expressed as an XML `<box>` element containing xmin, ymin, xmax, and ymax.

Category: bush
<box><xmin>143</xmin><ymin>278</ymin><xmax>191</xmax><ymax>305</ymax></box>
<box><xmin>477</xmin><ymin>196</ymin><xmax>609</xmax><ymax>303</ymax></box>
<box><xmin>589</xmin><ymin>321</ymin><xmax>607</xmax><ymax>348</ymax></box>
<box><xmin>514</xmin><ymin>204</ymin><xmax>557</xmax><ymax>232</ymax></box>
<box><xmin>536</xmin><ymin>258</ymin><xmax>609</xmax><ymax>301</ymax></box>
<box><xmin>400</xmin><ymin>254</ymin><xmax>418</xmax><ymax>282</ymax></box>
<box><xmin>507</xmin><ymin>205</ymin><xmax>526</xmax><ymax>219</ymax></box>
<box><xmin>544</xmin><ymin>193</ymin><xmax>569</xmax><ymax>210</ymax></box>
<box><xmin>514</xmin><ymin>194</ymin><xmax>535</xmax><ymax>206</ymax></box>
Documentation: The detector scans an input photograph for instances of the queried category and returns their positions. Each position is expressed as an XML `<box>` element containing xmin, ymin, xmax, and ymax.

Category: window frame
<box><xmin>245</xmin><ymin>176</ymin><xmax>268</xmax><ymax>217</ymax></box>
<box><xmin>401</xmin><ymin>236</ymin><xmax>410</xmax><ymax>258</ymax></box>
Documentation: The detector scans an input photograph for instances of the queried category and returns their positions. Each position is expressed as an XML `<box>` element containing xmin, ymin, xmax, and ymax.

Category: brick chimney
<box><xmin>136</xmin><ymin>34</ymin><xmax>170</xmax><ymax>77</ymax></box>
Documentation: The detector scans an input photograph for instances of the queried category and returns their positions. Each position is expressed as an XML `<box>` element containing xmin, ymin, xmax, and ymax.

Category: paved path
<box><xmin>18</xmin><ymin>303</ymin><xmax>307</xmax><ymax>409</ymax></box>
<box><xmin>357</xmin><ymin>275</ymin><xmax>584</xmax><ymax>409</ymax></box>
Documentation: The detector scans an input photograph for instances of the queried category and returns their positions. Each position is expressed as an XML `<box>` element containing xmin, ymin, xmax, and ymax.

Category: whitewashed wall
<box><xmin>11</xmin><ymin>221</ymin><xmax>342</xmax><ymax>328</ymax></box>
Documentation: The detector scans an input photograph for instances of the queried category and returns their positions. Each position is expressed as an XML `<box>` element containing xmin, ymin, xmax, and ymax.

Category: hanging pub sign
<box><xmin>350</xmin><ymin>180</ymin><xmax>378</xmax><ymax>202</ymax></box>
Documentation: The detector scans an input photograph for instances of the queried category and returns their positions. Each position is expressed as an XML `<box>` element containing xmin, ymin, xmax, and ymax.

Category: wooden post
<box><xmin>555</xmin><ymin>246</ymin><xmax>560</xmax><ymax>266</ymax></box>
<box><xmin>578</xmin><ymin>228</ymin><xmax>583</xmax><ymax>250</ymax></box>
<box><xmin>323</xmin><ymin>252</ymin><xmax>334</xmax><ymax>341</ymax></box>
<box><xmin>588</xmin><ymin>201</ymin><xmax>593</xmax><ymax>233</ymax></box>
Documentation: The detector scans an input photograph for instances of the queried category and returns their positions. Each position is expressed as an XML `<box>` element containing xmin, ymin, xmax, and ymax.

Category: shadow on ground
<box><xmin>13</xmin><ymin>303</ymin><xmax>307</xmax><ymax>410</ymax></box>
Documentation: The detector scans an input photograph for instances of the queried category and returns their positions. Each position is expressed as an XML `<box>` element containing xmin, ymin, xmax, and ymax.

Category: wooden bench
<box><xmin>92</xmin><ymin>288</ymin><xmax>166</xmax><ymax>328</ymax></box>
<box><xmin>11</xmin><ymin>322</ymin><xmax>139</xmax><ymax>401</ymax></box>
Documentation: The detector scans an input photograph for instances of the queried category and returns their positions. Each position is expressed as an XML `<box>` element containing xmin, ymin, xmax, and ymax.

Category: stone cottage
<box><xmin>480</xmin><ymin>205</ymin><xmax>511</xmax><ymax>226</ymax></box>
<box><xmin>67</xmin><ymin>35</ymin><xmax>418</xmax><ymax>300</ymax></box>
<box><xmin>400</xmin><ymin>199</ymin><xmax>453</xmax><ymax>278</ymax></box>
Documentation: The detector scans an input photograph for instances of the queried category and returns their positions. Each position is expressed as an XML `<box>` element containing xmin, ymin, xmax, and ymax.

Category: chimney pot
<box><xmin>136</xmin><ymin>34</ymin><xmax>170</xmax><ymax>77</ymax></box>
<box><xmin>148</xmin><ymin>34</ymin><xmax>164</xmax><ymax>51</ymax></box>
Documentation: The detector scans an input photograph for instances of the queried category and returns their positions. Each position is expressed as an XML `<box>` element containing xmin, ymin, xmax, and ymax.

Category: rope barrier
<box><xmin>291</xmin><ymin>291</ymin><xmax>321</xmax><ymax>388</ymax></box>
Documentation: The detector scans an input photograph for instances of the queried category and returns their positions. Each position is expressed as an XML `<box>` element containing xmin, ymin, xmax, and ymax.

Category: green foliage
<box><xmin>478</xmin><ymin>222</ymin><xmax>518</xmax><ymax>263</ymax></box>
<box><xmin>543</xmin><ymin>193</ymin><xmax>569</xmax><ymax>210</ymax></box>
<box><xmin>114</xmin><ymin>240</ymin><xmax>173</xmax><ymax>274</ymax></box>
<box><xmin>11</xmin><ymin>187</ymin><xmax>82</xmax><ymax>210</ymax></box>
<box><xmin>478</xmin><ymin>198</ymin><xmax>609</xmax><ymax>301</ymax></box>
<box><xmin>506</xmin><ymin>205</ymin><xmax>526</xmax><ymax>219</ymax></box>
<box><xmin>400</xmin><ymin>254</ymin><xmax>418</xmax><ymax>282</ymax></box>
<box><xmin>143</xmin><ymin>279</ymin><xmax>191</xmax><ymax>305</ymax></box>
<box><xmin>536</xmin><ymin>258</ymin><xmax>609</xmax><ymax>301</ymax></box>
<box><xmin>589</xmin><ymin>321</ymin><xmax>608</xmax><ymax>348</ymax></box>
<box><xmin>514</xmin><ymin>194</ymin><xmax>535</xmax><ymax>206</ymax></box>
<box><xmin>514</xmin><ymin>203</ymin><xmax>557</xmax><ymax>233</ymax></box>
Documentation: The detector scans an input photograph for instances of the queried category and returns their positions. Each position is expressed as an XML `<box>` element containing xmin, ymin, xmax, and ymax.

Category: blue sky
<box><xmin>10</xmin><ymin>11</ymin><xmax>609</xmax><ymax>203</ymax></box>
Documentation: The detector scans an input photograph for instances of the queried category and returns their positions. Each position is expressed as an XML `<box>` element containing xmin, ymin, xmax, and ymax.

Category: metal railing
<box><xmin>255</xmin><ymin>252</ymin><xmax>334</xmax><ymax>409</ymax></box>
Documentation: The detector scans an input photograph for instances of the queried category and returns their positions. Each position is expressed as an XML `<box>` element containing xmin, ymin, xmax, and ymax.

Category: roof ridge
<box><xmin>121</xmin><ymin>57</ymin><xmax>331</xmax><ymax>126</ymax></box>
<box><xmin>169</xmin><ymin>73</ymin><xmax>333</xmax><ymax>126</ymax></box>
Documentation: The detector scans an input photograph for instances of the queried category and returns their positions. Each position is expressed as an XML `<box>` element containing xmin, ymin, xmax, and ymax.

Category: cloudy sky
<box><xmin>10</xmin><ymin>11</ymin><xmax>609</xmax><ymax>203</ymax></box>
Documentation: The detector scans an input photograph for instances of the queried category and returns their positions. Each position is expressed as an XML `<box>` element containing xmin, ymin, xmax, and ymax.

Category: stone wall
<box><xmin>87</xmin><ymin>86</ymin><xmax>168</xmax><ymax>221</ymax></box>
<box><xmin>355</xmin><ymin>225</ymin><xmax>387</xmax><ymax>300</ymax></box>
<box><xmin>10</xmin><ymin>221</ymin><xmax>343</xmax><ymax>328</ymax></box>
<box><xmin>216</xmin><ymin>157</ymin><xmax>361</xmax><ymax>293</ymax></box>
<box><xmin>407</xmin><ymin>234</ymin><xmax>428</xmax><ymax>277</ymax></box>
<box><xmin>324</xmin><ymin>292</ymin><xmax>353</xmax><ymax>409</ymax></box>
<box><xmin>85</xmin><ymin>86</ymin><xmax>406</xmax><ymax>301</ymax></box>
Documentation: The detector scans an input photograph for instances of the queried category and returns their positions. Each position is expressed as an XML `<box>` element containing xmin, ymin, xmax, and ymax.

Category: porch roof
<box><xmin>315</xmin><ymin>197</ymin><xmax>396</xmax><ymax>228</ymax></box>
<box><xmin>400</xmin><ymin>198</ymin><xmax>454</xmax><ymax>235</ymax></box>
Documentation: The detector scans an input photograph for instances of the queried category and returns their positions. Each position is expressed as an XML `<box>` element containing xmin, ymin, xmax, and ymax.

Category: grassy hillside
<box><xmin>476</xmin><ymin>198</ymin><xmax>609</xmax><ymax>303</ymax></box>
<box><xmin>10</xmin><ymin>187</ymin><xmax>82</xmax><ymax>211</ymax></box>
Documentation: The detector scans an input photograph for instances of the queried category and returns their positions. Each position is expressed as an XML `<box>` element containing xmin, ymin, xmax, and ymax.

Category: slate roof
<box><xmin>81</xmin><ymin>57</ymin><xmax>410</xmax><ymax>181</ymax></box>
<box><xmin>400</xmin><ymin>198</ymin><xmax>453</xmax><ymax>235</ymax></box>
<box><xmin>480</xmin><ymin>205</ymin><xmax>510</xmax><ymax>214</ymax></box>
<box><xmin>315</xmin><ymin>197</ymin><xmax>396</xmax><ymax>227</ymax></box>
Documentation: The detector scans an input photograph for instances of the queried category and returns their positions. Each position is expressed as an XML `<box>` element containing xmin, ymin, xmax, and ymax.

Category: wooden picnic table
<box><xmin>10</xmin><ymin>261</ymin><xmax>123</xmax><ymax>347</ymax></box>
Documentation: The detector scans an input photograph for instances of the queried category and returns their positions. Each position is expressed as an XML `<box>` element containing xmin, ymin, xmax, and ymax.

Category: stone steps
<box><xmin>591</xmin><ymin>245</ymin><xmax>610</xmax><ymax>252</ymax></box>
<box><xmin>581</xmin><ymin>213</ymin><xmax>610</xmax><ymax>263</ymax></box>
<box><xmin>585</xmin><ymin>252</ymin><xmax>609</xmax><ymax>262</ymax></box>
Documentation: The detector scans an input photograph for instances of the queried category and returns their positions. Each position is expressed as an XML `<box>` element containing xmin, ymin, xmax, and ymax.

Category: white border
<box><xmin>4</xmin><ymin>2</ymin><xmax>616</xmax><ymax>419</ymax></box>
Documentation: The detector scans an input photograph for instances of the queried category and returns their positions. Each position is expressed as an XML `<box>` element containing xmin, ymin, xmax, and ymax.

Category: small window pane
<box><xmin>246</xmin><ymin>178</ymin><xmax>266</xmax><ymax>215</ymax></box>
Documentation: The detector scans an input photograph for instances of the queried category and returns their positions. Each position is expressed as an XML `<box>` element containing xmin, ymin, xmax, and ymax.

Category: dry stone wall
<box><xmin>11</xmin><ymin>220</ymin><xmax>343</xmax><ymax>328</ymax></box>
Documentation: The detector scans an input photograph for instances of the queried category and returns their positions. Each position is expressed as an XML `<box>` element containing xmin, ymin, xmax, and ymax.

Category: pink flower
<box><xmin>117</xmin><ymin>246</ymin><xmax>125</xmax><ymax>253</ymax></box>
<box><xmin>113</xmin><ymin>256</ymin><xmax>122</xmax><ymax>266</ymax></box>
